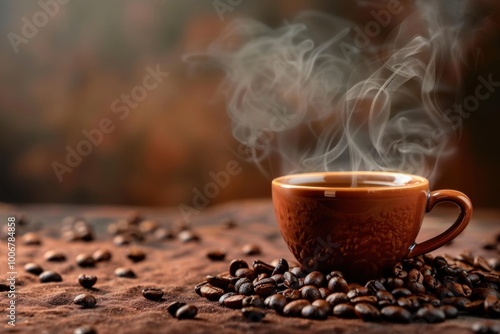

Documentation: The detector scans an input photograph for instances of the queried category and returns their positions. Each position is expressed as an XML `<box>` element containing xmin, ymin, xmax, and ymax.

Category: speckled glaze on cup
<box><xmin>272</xmin><ymin>171</ymin><xmax>472</xmax><ymax>282</ymax></box>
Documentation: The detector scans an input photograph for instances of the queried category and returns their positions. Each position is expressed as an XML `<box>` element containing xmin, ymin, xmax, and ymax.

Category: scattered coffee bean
<box><xmin>223</xmin><ymin>294</ymin><xmax>246</xmax><ymax>309</ymax></box>
<box><xmin>200</xmin><ymin>284</ymin><xmax>225</xmax><ymax>301</ymax></box>
<box><xmin>229</xmin><ymin>259</ymin><xmax>249</xmax><ymax>276</ymax></box>
<box><xmin>78</xmin><ymin>274</ymin><xmax>97</xmax><ymax>289</ymax></box>
<box><xmin>254</xmin><ymin>278</ymin><xmax>277</xmax><ymax>297</ymax></box>
<box><xmin>355</xmin><ymin>303</ymin><xmax>380</xmax><ymax>321</ymax></box>
<box><xmin>304</xmin><ymin>271</ymin><xmax>325</xmax><ymax>288</ymax></box>
<box><xmin>312</xmin><ymin>299</ymin><xmax>331</xmax><ymax>314</ymax></box>
<box><xmin>175</xmin><ymin>304</ymin><xmax>198</xmax><ymax>319</ymax></box>
<box><xmin>472</xmin><ymin>321</ymin><xmax>500</xmax><ymax>334</ymax></box>
<box><xmin>44</xmin><ymin>250</ymin><xmax>66</xmax><ymax>262</ymax></box>
<box><xmin>242</xmin><ymin>306</ymin><xmax>266</xmax><ymax>322</ymax></box>
<box><xmin>380</xmin><ymin>305</ymin><xmax>411</xmax><ymax>323</ymax></box>
<box><xmin>242</xmin><ymin>243</ymin><xmax>261</xmax><ymax>256</ymax></box>
<box><xmin>114</xmin><ymin>267</ymin><xmax>136</xmax><ymax>278</ymax></box>
<box><xmin>281</xmin><ymin>288</ymin><xmax>301</xmax><ymax>301</ymax></box>
<box><xmin>265</xmin><ymin>294</ymin><xmax>287</xmax><ymax>312</ymax></box>
<box><xmin>242</xmin><ymin>295</ymin><xmax>265</xmax><ymax>308</ymax></box>
<box><xmin>74</xmin><ymin>294</ymin><xmax>97</xmax><ymax>308</ymax></box>
<box><xmin>22</xmin><ymin>232</ymin><xmax>41</xmax><ymax>245</ymax></box>
<box><xmin>206</xmin><ymin>249</ymin><xmax>226</xmax><ymax>261</ymax></box>
<box><xmin>301</xmin><ymin>285</ymin><xmax>321</xmax><ymax>301</ymax></box>
<box><xmin>328</xmin><ymin>276</ymin><xmax>349</xmax><ymax>293</ymax></box>
<box><xmin>333</xmin><ymin>303</ymin><xmax>356</xmax><ymax>318</ymax></box>
<box><xmin>166</xmin><ymin>301</ymin><xmax>186</xmax><ymax>316</ymax></box>
<box><xmin>326</xmin><ymin>292</ymin><xmax>350</xmax><ymax>306</ymax></box>
<box><xmin>301</xmin><ymin>305</ymin><xmax>327</xmax><ymax>320</ymax></box>
<box><xmin>74</xmin><ymin>326</ymin><xmax>97</xmax><ymax>334</ymax></box>
<box><xmin>484</xmin><ymin>295</ymin><xmax>500</xmax><ymax>317</ymax></box>
<box><xmin>351</xmin><ymin>296</ymin><xmax>378</xmax><ymax>305</ymax></box>
<box><xmin>219</xmin><ymin>292</ymin><xmax>236</xmax><ymax>305</ymax></box>
<box><xmin>142</xmin><ymin>288</ymin><xmax>164</xmax><ymax>301</ymax></box>
<box><xmin>39</xmin><ymin>271</ymin><xmax>62</xmax><ymax>283</ymax></box>
<box><xmin>440</xmin><ymin>305</ymin><xmax>458</xmax><ymax>319</ymax></box>
<box><xmin>92</xmin><ymin>249</ymin><xmax>112</xmax><ymax>262</ymax></box>
<box><xmin>24</xmin><ymin>263</ymin><xmax>43</xmax><ymax>275</ymax></box>
<box><xmin>76</xmin><ymin>254</ymin><xmax>96</xmax><ymax>268</ymax></box>
<box><xmin>415</xmin><ymin>305</ymin><xmax>446</xmax><ymax>323</ymax></box>
<box><xmin>283</xmin><ymin>299</ymin><xmax>310</xmax><ymax>317</ymax></box>
<box><xmin>238</xmin><ymin>282</ymin><xmax>255</xmax><ymax>296</ymax></box>
<box><xmin>235</xmin><ymin>268</ymin><xmax>255</xmax><ymax>279</ymax></box>
<box><xmin>126</xmin><ymin>248</ymin><xmax>146</xmax><ymax>263</ymax></box>
<box><xmin>271</xmin><ymin>259</ymin><xmax>289</xmax><ymax>276</ymax></box>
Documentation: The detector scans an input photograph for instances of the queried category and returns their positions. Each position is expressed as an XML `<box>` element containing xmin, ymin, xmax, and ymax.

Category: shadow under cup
<box><xmin>271</xmin><ymin>171</ymin><xmax>472</xmax><ymax>282</ymax></box>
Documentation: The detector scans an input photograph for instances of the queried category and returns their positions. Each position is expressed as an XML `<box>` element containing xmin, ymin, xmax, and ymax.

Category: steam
<box><xmin>194</xmin><ymin>1</ymin><xmax>470</xmax><ymax>182</ymax></box>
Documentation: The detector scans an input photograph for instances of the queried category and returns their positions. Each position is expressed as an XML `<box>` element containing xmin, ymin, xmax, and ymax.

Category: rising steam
<box><xmin>193</xmin><ymin>1</ymin><xmax>471</xmax><ymax>182</ymax></box>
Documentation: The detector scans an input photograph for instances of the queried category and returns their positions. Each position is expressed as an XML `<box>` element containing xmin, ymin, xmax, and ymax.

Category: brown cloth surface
<box><xmin>1</xmin><ymin>200</ymin><xmax>500</xmax><ymax>334</ymax></box>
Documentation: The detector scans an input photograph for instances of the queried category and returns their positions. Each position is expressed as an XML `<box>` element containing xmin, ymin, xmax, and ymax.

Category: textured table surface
<box><xmin>0</xmin><ymin>200</ymin><xmax>499</xmax><ymax>334</ymax></box>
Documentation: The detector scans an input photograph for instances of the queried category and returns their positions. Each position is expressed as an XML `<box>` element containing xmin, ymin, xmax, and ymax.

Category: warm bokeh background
<box><xmin>0</xmin><ymin>0</ymin><xmax>499</xmax><ymax>208</ymax></box>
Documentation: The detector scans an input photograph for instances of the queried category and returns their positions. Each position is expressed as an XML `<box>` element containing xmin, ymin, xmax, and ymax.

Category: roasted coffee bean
<box><xmin>351</xmin><ymin>296</ymin><xmax>377</xmax><ymax>305</ymax></box>
<box><xmin>300</xmin><ymin>285</ymin><xmax>321</xmax><ymax>301</ymax></box>
<box><xmin>424</xmin><ymin>275</ymin><xmax>442</xmax><ymax>292</ymax></box>
<box><xmin>254</xmin><ymin>278</ymin><xmax>277</xmax><ymax>297</ymax></box>
<box><xmin>235</xmin><ymin>278</ymin><xmax>251</xmax><ymax>292</ymax></box>
<box><xmin>304</xmin><ymin>271</ymin><xmax>325</xmax><ymax>288</ymax></box>
<box><xmin>271</xmin><ymin>274</ymin><xmax>285</xmax><ymax>284</ymax></box>
<box><xmin>406</xmin><ymin>281</ymin><xmax>426</xmax><ymax>294</ymax></box>
<box><xmin>437</xmin><ymin>287</ymin><xmax>455</xmax><ymax>299</ymax></box>
<box><xmin>78</xmin><ymin>274</ymin><xmax>97</xmax><ymax>289</ymax></box>
<box><xmin>326</xmin><ymin>292</ymin><xmax>349</xmax><ymax>306</ymax></box>
<box><xmin>415</xmin><ymin>294</ymin><xmax>441</xmax><ymax>306</ymax></box>
<box><xmin>325</xmin><ymin>271</ymin><xmax>344</xmax><ymax>281</ymax></box>
<box><xmin>283</xmin><ymin>299</ymin><xmax>310</xmax><ymax>317</ymax></box>
<box><xmin>229</xmin><ymin>259</ymin><xmax>249</xmax><ymax>276</ymax></box>
<box><xmin>271</xmin><ymin>259</ymin><xmax>289</xmax><ymax>276</ymax></box>
<box><xmin>39</xmin><ymin>271</ymin><xmax>62</xmax><ymax>283</ymax></box>
<box><xmin>126</xmin><ymin>248</ymin><xmax>146</xmax><ymax>263</ymax></box>
<box><xmin>354</xmin><ymin>303</ymin><xmax>380</xmax><ymax>321</ymax></box>
<box><xmin>471</xmin><ymin>288</ymin><xmax>500</xmax><ymax>300</ymax></box>
<box><xmin>333</xmin><ymin>303</ymin><xmax>356</xmax><ymax>318</ymax></box>
<box><xmin>176</xmin><ymin>304</ymin><xmax>198</xmax><ymax>319</ymax></box>
<box><xmin>488</xmin><ymin>257</ymin><xmax>500</xmax><ymax>271</ymax></box>
<box><xmin>385</xmin><ymin>278</ymin><xmax>404</xmax><ymax>290</ymax></box>
<box><xmin>201</xmin><ymin>284</ymin><xmax>225</xmax><ymax>301</ymax></box>
<box><xmin>167</xmin><ymin>301</ymin><xmax>186</xmax><ymax>316</ymax></box>
<box><xmin>114</xmin><ymin>267</ymin><xmax>136</xmax><ymax>278</ymax></box>
<box><xmin>297</xmin><ymin>278</ymin><xmax>305</xmax><ymax>289</ymax></box>
<box><xmin>206</xmin><ymin>275</ymin><xmax>230</xmax><ymax>290</ymax></box>
<box><xmin>281</xmin><ymin>288</ymin><xmax>301</xmax><ymax>301</ymax></box>
<box><xmin>474</xmin><ymin>256</ymin><xmax>493</xmax><ymax>272</ymax></box>
<box><xmin>472</xmin><ymin>321</ymin><xmax>500</xmax><ymax>334</ymax></box>
<box><xmin>311</xmin><ymin>299</ymin><xmax>331</xmax><ymax>314</ymax></box>
<box><xmin>242</xmin><ymin>295</ymin><xmax>265</xmax><ymax>308</ymax></box>
<box><xmin>328</xmin><ymin>277</ymin><xmax>349</xmax><ymax>293</ymax></box>
<box><xmin>318</xmin><ymin>287</ymin><xmax>330</xmax><ymax>299</ymax></box>
<box><xmin>223</xmin><ymin>294</ymin><xmax>246</xmax><ymax>309</ymax></box>
<box><xmin>464</xmin><ymin>300</ymin><xmax>485</xmax><ymax>314</ymax></box>
<box><xmin>235</xmin><ymin>268</ymin><xmax>255</xmax><ymax>279</ymax></box>
<box><xmin>242</xmin><ymin>306</ymin><xmax>266</xmax><ymax>322</ymax></box>
<box><xmin>415</xmin><ymin>305</ymin><xmax>446</xmax><ymax>323</ymax></box>
<box><xmin>73</xmin><ymin>326</ymin><xmax>97</xmax><ymax>334</ymax></box>
<box><xmin>22</xmin><ymin>232</ymin><xmax>41</xmax><ymax>245</ymax></box>
<box><xmin>242</xmin><ymin>243</ymin><xmax>261</xmax><ymax>256</ymax></box>
<box><xmin>301</xmin><ymin>305</ymin><xmax>327</xmax><ymax>320</ymax></box>
<box><xmin>289</xmin><ymin>266</ymin><xmax>306</xmax><ymax>278</ymax></box>
<box><xmin>44</xmin><ymin>250</ymin><xmax>66</xmax><ymax>262</ymax></box>
<box><xmin>442</xmin><ymin>297</ymin><xmax>471</xmax><ymax>310</ymax></box>
<box><xmin>194</xmin><ymin>281</ymin><xmax>208</xmax><ymax>296</ymax></box>
<box><xmin>457</xmin><ymin>272</ymin><xmax>473</xmax><ymax>289</ymax></box>
<box><xmin>142</xmin><ymin>288</ymin><xmax>164</xmax><ymax>301</ymax></box>
<box><xmin>376</xmin><ymin>290</ymin><xmax>396</xmax><ymax>306</ymax></box>
<box><xmin>178</xmin><ymin>230</ymin><xmax>200</xmax><ymax>243</ymax></box>
<box><xmin>74</xmin><ymin>294</ymin><xmax>97</xmax><ymax>308</ymax></box>
<box><xmin>482</xmin><ymin>273</ymin><xmax>500</xmax><ymax>284</ymax></box>
<box><xmin>347</xmin><ymin>287</ymin><xmax>369</xmax><ymax>299</ymax></box>
<box><xmin>252</xmin><ymin>260</ymin><xmax>274</xmax><ymax>275</ymax></box>
<box><xmin>76</xmin><ymin>254</ymin><xmax>95</xmax><ymax>268</ymax></box>
<box><xmin>392</xmin><ymin>264</ymin><xmax>407</xmax><ymax>279</ymax></box>
<box><xmin>440</xmin><ymin>305</ymin><xmax>458</xmax><ymax>319</ymax></box>
<box><xmin>438</xmin><ymin>265</ymin><xmax>463</xmax><ymax>277</ymax></box>
<box><xmin>283</xmin><ymin>271</ymin><xmax>300</xmax><ymax>289</ymax></box>
<box><xmin>24</xmin><ymin>263</ymin><xmax>43</xmax><ymax>275</ymax></box>
<box><xmin>408</xmin><ymin>268</ymin><xmax>424</xmax><ymax>283</ymax></box>
<box><xmin>206</xmin><ymin>249</ymin><xmax>226</xmax><ymax>261</ymax></box>
<box><xmin>380</xmin><ymin>305</ymin><xmax>411</xmax><ymax>323</ymax></box>
<box><xmin>265</xmin><ymin>294</ymin><xmax>287</xmax><ymax>312</ymax></box>
<box><xmin>219</xmin><ymin>292</ymin><xmax>236</xmax><ymax>305</ymax></box>
<box><xmin>420</xmin><ymin>265</ymin><xmax>434</xmax><ymax>277</ymax></box>
<box><xmin>484</xmin><ymin>295</ymin><xmax>500</xmax><ymax>316</ymax></box>
<box><xmin>397</xmin><ymin>297</ymin><xmax>415</xmax><ymax>311</ymax></box>
<box><xmin>239</xmin><ymin>282</ymin><xmax>255</xmax><ymax>296</ymax></box>
<box><xmin>366</xmin><ymin>280</ymin><xmax>385</xmax><ymax>294</ymax></box>
<box><xmin>433</xmin><ymin>256</ymin><xmax>448</xmax><ymax>269</ymax></box>
<box><xmin>391</xmin><ymin>288</ymin><xmax>412</xmax><ymax>298</ymax></box>
<box><xmin>92</xmin><ymin>249</ymin><xmax>112</xmax><ymax>262</ymax></box>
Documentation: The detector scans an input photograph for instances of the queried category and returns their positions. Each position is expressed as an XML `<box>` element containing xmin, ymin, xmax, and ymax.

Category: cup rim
<box><xmin>272</xmin><ymin>171</ymin><xmax>429</xmax><ymax>192</ymax></box>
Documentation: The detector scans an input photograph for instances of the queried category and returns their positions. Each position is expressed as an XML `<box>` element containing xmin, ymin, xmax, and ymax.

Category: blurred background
<box><xmin>0</xmin><ymin>0</ymin><xmax>499</xmax><ymax>208</ymax></box>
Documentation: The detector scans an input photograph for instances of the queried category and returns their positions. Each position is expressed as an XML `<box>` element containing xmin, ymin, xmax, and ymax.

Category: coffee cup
<box><xmin>271</xmin><ymin>171</ymin><xmax>472</xmax><ymax>282</ymax></box>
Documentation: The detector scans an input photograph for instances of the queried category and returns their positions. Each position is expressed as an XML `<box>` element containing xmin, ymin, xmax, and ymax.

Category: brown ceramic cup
<box><xmin>272</xmin><ymin>171</ymin><xmax>472</xmax><ymax>282</ymax></box>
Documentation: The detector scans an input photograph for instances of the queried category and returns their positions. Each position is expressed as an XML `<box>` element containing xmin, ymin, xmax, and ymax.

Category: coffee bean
<box><xmin>326</xmin><ymin>292</ymin><xmax>349</xmax><ymax>306</ymax></box>
<box><xmin>254</xmin><ymin>278</ymin><xmax>277</xmax><ymax>297</ymax></box>
<box><xmin>366</xmin><ymin>280</ymin><xmax>385</xmax><ymax>294</ymax></box>
<box><xmin>176</xmin><ymin>304</ymin><xmax>198</xmax><ymax>319</ymax></box>
<box><xmin>242</xmin><ymin>307</ymin><xmax>266</xmax><ymax>322</ymax></box>
<box><xmin>437</xmin><ymin>287</ymin><xmax>455</xmax><ymax>299</ymax></box>
<box><xmin>472</xmin><ymin>321</ymin><xmax>500</xmax><ymax>334</ymax></box>
<box><xmin>380</xmin><ymin>305</ymin><xmax>411</xmax><ymax>323</ymax></box>
<box><xmin>408</xmin><ymin>268</ymin><xmax>424</xmax><ymax>283</ymax></box>
<box><xmin>351</xmin><ymin>296</ymin><xmax>377</xmax><ymax>305</ymax></box>
<box><xmin>252</xmin><ymin>260</ymin><xmax>274</xmax><ymax>275</ymax></box>
<box><xmin>242</xmin><ymin>295</ymin><xmax>265</xmax><ymax>308</ymax></box>
<box><xmin>484</xmin><ymin>295</ymin><xmax>500</xmax><ymax>317</ymax></box>
<box><xmin>283</xmin><ymin>299</ymin><xmax>310</xmax><ymax>317</ymax></box>
<box><xmin>333</xmin><ymin>303</ymin><xmax>356</xmax><ymax>318</ymax></box>
<box><xmin>301</xmin><ymin>285</ymin><xmax>321</xmax><ymax>301</ymax></box>
<box><xmin>230</xmin><ymin>259</ymin><xmax>249</xmax><ymax>276</ymax></box>
<box><xmin>312</xmin><ymin>299</ymin><xmax>331</xmax><ymax>314</ymax></box>
<box><xmin>424</xmin><ymin>274</ymin><xmax>442</xmax><ymax>292</ymax></box>
<box><xmin>239</xmin><ymin>282</ymin><xmax>255</xmax><ymax>296</ymax></box>
<box><xmin>281</xmin><ymin>288</ymin><xmax>302</xmax><ymax>301</ymax></box>
<box><xmin>126</xmin><ymin>248</ymin><xmax>146</xmax><ymax>263</ymax></box>
<box><xmin>433</xmin><ymin>256</ymin><xmax>448</xmax><ymax>269</ymax></box>
<box><xmin>74</xmin><ymin>294</ymin><xmax>97</xmax><ymax>308</ymax></box>
<box><xmin>376</xmin><ymin>290</ymin><xmax>395</xmax><ymax>306</ymax></box>
<box><xmin>24</xmin><ymin>263</ymin><xmax>43</xmax><ymax>275</ymax></box>
<box><xmin>271</xmin><ymin>274</ymin><xmax>285</xmax><ymax>284</ymax></box>
<box><xmin>406</xmin><ymin>280</ymin><xmax>426</xmax><ymax>294</ymax></box>
<box><xmin>92</xmin><ymin>249</ymin><xmax>112</xmax><ymax>262</ymax></box>
<box><xmin>415</xmin><ymin>305</ymin><xmax>446</xmax><ymax>323</ymax></box>
<box><xmin>113</xmin><ymin>235</ymin><xmax>131</xmax><ymax>246</ymax></box>
<box><xmin>289</xmin><ymin>266</ymin><xmax>307</xmax><ymax>278</ymax></box>
<box><xmin>78</xmin><ymin>274</ymin><xmax>97</xmax><ymax>289</ymax></box>
<box><xmin>438</xmin><ymin>265</ymin><xmax>463</xmax><ymax>277</ymax></box>
<box><xmin>22</xmin><ymin>232</ymin><xmax>41</xmax><ymax>245</ymax></box>
<box><xmin>471</xmin><ymin>288</ymin><xmax>500</xmax><ymax>300</ymax></box>
<box><xmin>235</xmin><ymin>268</ymin><xmax>255</xmax><ymax>279</ymax></box>
<box><xmin>206</xmin><ymin>249</ymin><xmax>226</xmax><ymax>261</ymax></box>
<box><xmin>271</xmin><ymin>259</ymin><xmax>289</xmax><ymax>276</ymax></box>
<box><xmin>440</xmin><ymin>305</ymin><xmax>458</xmax><ymax>319</ymax></box>
<box><xmin>114</xmin><ymin>267</ymin><xmax>136</xmax><ymax>278</ymax></box>
<box><xmin>474</xmin><ymin>256</ymin><xmax>493</xmax><ymax>272</ymax></box>
<box><xmin>142</xmin><ymin>288</ymin><xmax>164</xmax><ymax>301</ymax></box>
<box><xmin>489</xmin><ymin>257</ymin><xmax>500</xmax><ymax>271</ymax></box>
<box><xmin>328</xmin><ymin>277</ymin><xmax>349</xmax><ymax>293</ymax></box>
<box><xmin>304</xmin><ymin>271</ymin><xmax>325</xmax><ymax>288</ymax></box>
<box><xmin>482</xmin><ymin>273</ymin><xmax>500</xmax><ymax>284</ymax></box>
<box><xmin>420</xmin><ymin>265</ymin><xmax>434</xmax><ymax>277</ymax></box>
<box><xmin>354</xmin><ymin>303</ymin><xmax>380</xmax><ymax>321</ymax></box>
<box><xmin>325</xmin><ymin>271</ymin><xmax>344</xmax><ymax>281</ymax></box>
<box><xmin>392</xmin><ymin>264</ymin><xmax>407</xmax><ymax>279</ymax></box>
<box><xmin>318</xmin><ymin>287</ymin><xmax>331</xmax><ymax>299</ymax></box>
<box><xmin>234</xmin><ymin>278</ymin><xmax>251</xmax><ymax>292</ymax></box>
<box><xmin>167</xmin><ymin>301</ymin><xmax>186</xmax><ymax>316</ymax></box>
<box><xmin>76</xmin><ymin>254</ymin><xmax>95</xmax><ymax>268</ymax></box>
<box><xmin>74</xmin><ymin>326</ymin><xmax>97</xmax><ymax>334</ymax></box>
<box><xmin>391</xmin><ymin>287</ymin><xmax>412</xmax><ymax>298</ymax></box>
<box><xmin>385</xmin><ymin>278</ymin><xmax>404</xmax><ymax>290</ymax></box>
<box><xmin>265</xmin><ymin>294</ymin><xmax>287</xmax><ymax>312</ymax></box>
<box><xmin>284</xmin><ymin>271</ymin><xmax>300</xmax><ymax>289</ymax></box>
<box><xmin>301</xmin><ymin>305</ymin><xmax>327</xmax><ymax>320</ymax></box>
<box><xmin>347</xmin><ymin>287</ymin><xmax>369</xmax><ymax>299</ymax></box>
<box><xmin>44</xmin><ymin>250</ymin><xmax>66</xmax><ymax>262</ymax></box>
<box><xmin>442</xmin><ymin>297</ymin><xmax>471</xmax><ymax>310</ymax></box>
<box><xmin>201</xmin><ymin>284</ymin><xmax>225</xmax><ymax>301</ymax></box>
<box><xmin>178</xmin><ymin>230</ymin><xmax>200</xmax><ymax>243</ymax></box>
<box><xmin>39</xmin><ymin>271</ymin><xmax>62</xmax><ymax>283</ymax></box>
<box><xmin>242</xmin><ymin>243</ymin><xmax>261</xmax><ymax>256</ymax></box>
<box><xmin>223</xmin><ymin>294</ymin><xmax>246</xmax><ymax>309</ymax></box>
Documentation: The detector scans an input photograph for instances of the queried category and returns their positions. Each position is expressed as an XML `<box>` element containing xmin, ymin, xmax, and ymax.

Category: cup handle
<box><xmin>405</xmin><ymin>189</ymin><xmax>473</xmax><ymax>259</ymax></box>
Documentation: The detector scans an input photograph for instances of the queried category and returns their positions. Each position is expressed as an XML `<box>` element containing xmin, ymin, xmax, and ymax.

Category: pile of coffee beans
<box><xmin>195</xmin><ymin>254</ymin><xmax>500</xmax><ymax>323</ymax></box>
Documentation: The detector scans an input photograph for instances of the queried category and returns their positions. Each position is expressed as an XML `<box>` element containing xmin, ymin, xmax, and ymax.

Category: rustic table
<box><xmin>1</xmin><ymin>200</ymin><xmax>499</xmax><ymax>334</ymax></box>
